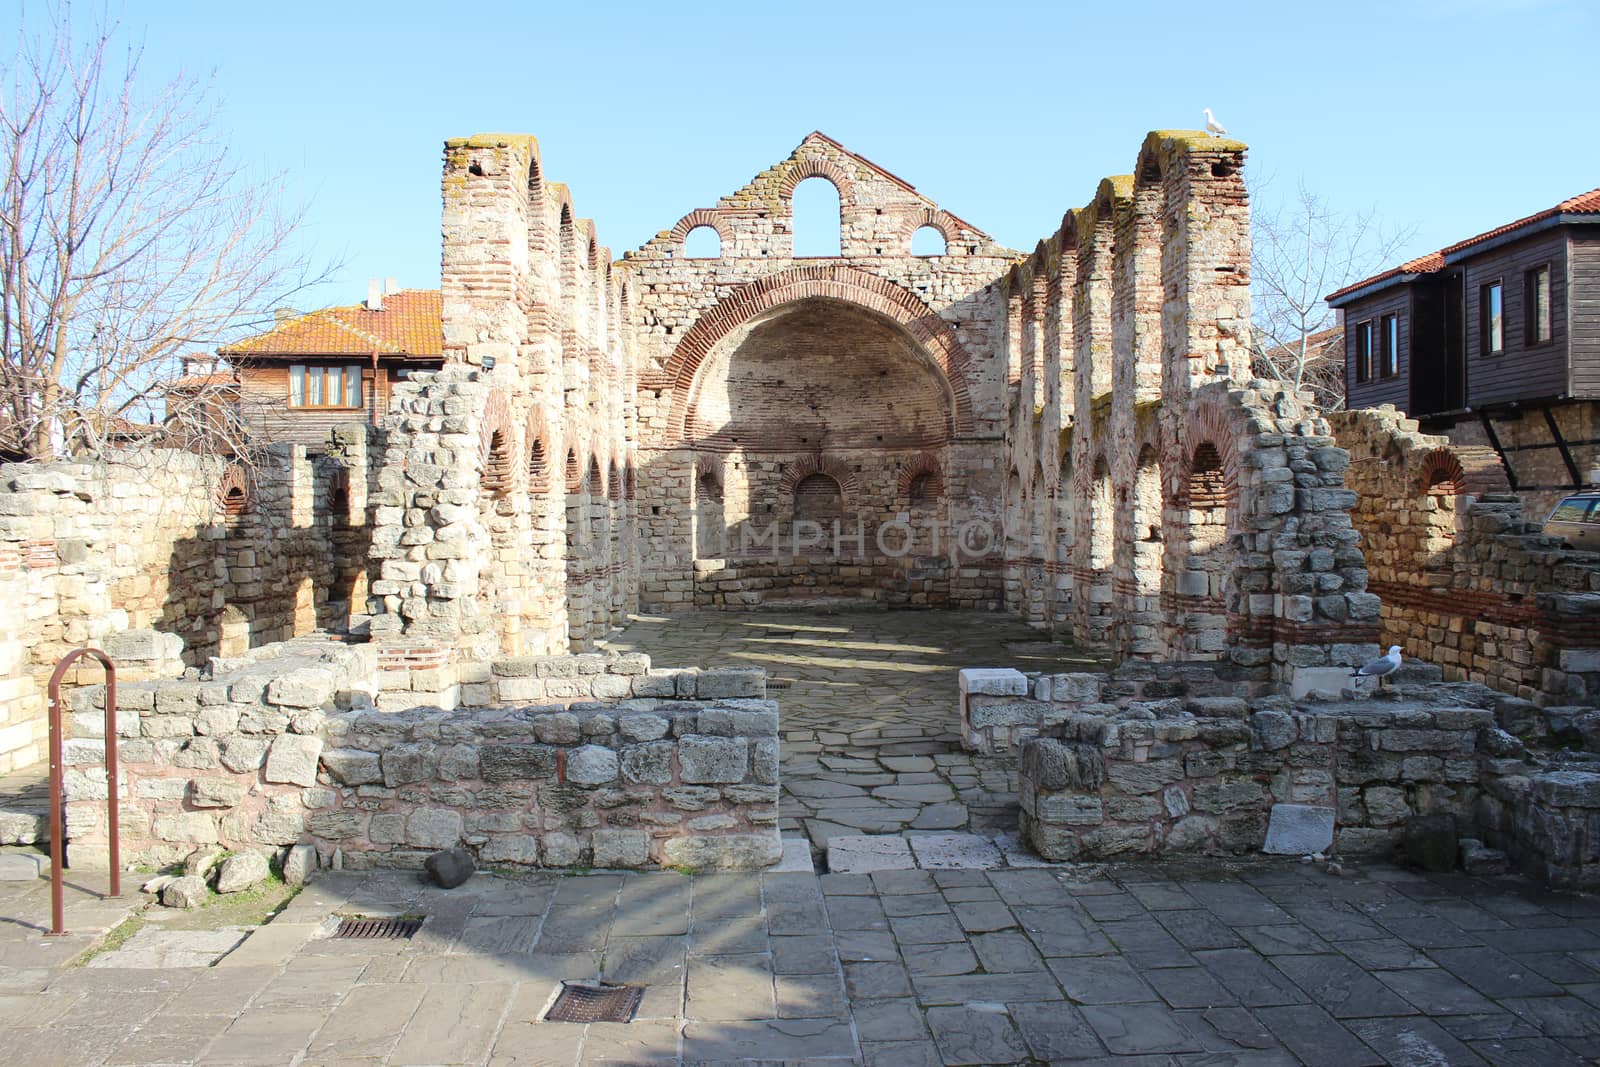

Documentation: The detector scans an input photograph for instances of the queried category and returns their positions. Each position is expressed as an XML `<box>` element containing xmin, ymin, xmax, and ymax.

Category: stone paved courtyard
<box><xmin>3</xmin><ymin>857</ymin><xmax>1600</xmax><ymax>1065</ymax></box>
<box><xmin>603</xmin><ymin>610</ymin><xmax>1104</xmax><ymax>856</ymax></box>
<box><xmin>2</xmin><ymin>609</ymin><xmax>1600</xmax><ymax>1064</ymax></box>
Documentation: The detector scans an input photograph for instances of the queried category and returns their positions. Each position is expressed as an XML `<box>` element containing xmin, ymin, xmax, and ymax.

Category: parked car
<box><xmin>1545</xmin><ymin>493</ymin><xmax>1600</xmax><ymax>551</ymax></box>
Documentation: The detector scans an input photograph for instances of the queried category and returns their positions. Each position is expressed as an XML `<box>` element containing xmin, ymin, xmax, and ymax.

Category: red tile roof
<box><xmin>1327</xmin><ymin>188</ymin><xmax>1600</xmax><ymax>304</ymax></box>
<box><xmin>220</xmin><ymin>290</ymin><xmax>442</xmax><ymax>360</ymax></box>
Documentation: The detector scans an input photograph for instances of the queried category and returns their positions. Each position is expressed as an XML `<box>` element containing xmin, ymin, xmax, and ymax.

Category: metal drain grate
<box><xmin>544</xmin><ymin>982</ymin><xmax>644</xmax><ymax>1024</ymax></box>
<box><xmin>766</xmin><ymin>678</ymin><xmax>795</xmax><ymax>690</ymax></box>
<box><xmin>333</xmin><ymin>916</ymin><xmax>423</xmax><ymax>940</ymax></box>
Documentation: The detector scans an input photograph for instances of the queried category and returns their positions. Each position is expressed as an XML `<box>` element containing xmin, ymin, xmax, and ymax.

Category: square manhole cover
<box><xmin>545</xmin><ymin>981</ymin><xmax>644</xmax><ymax>1023</ymax></box>
<box><xmin>333</xmin><ymin>916</ymin><xmax>423</xmax><ymax>940</ymax></box>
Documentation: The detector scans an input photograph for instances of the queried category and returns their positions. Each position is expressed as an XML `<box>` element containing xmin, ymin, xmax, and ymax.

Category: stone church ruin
<box><xmin>1</xmin><ymin>128</ymin><xmax>1597</xmax><ymax>886</ymax></box>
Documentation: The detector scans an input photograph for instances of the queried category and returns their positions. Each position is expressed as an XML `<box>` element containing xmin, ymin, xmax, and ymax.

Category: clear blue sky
<box><xmin>48</xmin><ymin>0</ymin><xmax>1600</xmax><ymax>310</ymax></box>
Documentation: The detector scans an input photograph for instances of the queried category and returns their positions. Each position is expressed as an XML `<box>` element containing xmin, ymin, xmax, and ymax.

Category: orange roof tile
<box><xmin>221</xmin><ymin>290</ymin><xmax>442</xmax><ymax>360</ymax></box>
<box><xmin>1328</xmin><ymin>188</ymin><xmax>1600</xmax><ymax>304</ymax></box>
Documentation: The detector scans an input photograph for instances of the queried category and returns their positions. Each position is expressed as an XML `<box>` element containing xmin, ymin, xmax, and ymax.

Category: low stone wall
<box><xmin>1004</xmin><ymin>661</ymin><xmax>1600</xmax><ymax>887</ymax></box>
<box><xmin>63</xmin><ymin>636</ymin><xmax>780</xmax><ymax>872</ymax></box>
<box><xmin>958</xmin><ymin>664</ymin><xmax>1255</xmax><ymax>755</ymax></box>
<box><xmin>312</xmin><ymin>700</ymin><xmax>778</xmax><ymax>871</ymax></box>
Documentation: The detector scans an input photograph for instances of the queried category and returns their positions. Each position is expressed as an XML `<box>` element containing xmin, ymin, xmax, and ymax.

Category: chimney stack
<box><xmin>384</xmin><ymin>277</ymin><xmax>400</xmax><ymax>296</ymax></box>
<box><xmin>366</xmin><ymin>278</ymin><xmax>383</xmax><ymax>311</ymax></box>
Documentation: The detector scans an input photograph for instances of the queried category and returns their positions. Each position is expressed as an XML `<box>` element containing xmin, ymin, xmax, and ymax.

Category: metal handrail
<box><xmin>46</xmin><ymin>648</ymin><xmax>120</xmax><ymax>936</ymax></box>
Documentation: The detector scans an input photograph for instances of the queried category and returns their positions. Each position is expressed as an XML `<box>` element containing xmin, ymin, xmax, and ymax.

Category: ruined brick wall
<box><xmin>997</xmin><ymin>133</ymin><xmax>1378</xmax><ymax>688</ymax></box>
<box><xmin>367</xmin><ymin>136</ymin><xmax>640</xmax><ymax>672</ymax></box>
<box><xmin>623</xmin><ymin>132</ymin><xmax>1018</xmax><ymax>611</ymax></box>
<box><xmin>0</xmin><ymin>439</ymin><xmax>372</xmax><ymax>774</ymax></box>
<box><xmin>1331</xmin><ymin>405</ymin><xmax>1600</xmax><ymax>704</ymax></box>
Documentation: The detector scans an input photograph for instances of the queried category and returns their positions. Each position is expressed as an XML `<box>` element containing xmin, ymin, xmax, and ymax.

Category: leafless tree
<box><xmin>1</xmin><ymin>1</ymin><xmax>327</xmax><ymax>461</ymax></box>
<box><xmin>1250</xmin><ymin>178</ymin><xmax>1415</xmax><ymax>410</ymax></box>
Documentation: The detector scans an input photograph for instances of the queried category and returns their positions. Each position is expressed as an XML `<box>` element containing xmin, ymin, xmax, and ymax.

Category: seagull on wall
<box><xmin>1353</xmin><ymin>645</ymin><xmax>1403</xmax><ymax>690</ymax></box>
<box><xmin>1203</xmin><ymin>108</ymin><xmax>1228</xmax><ymax>137</ymax></box>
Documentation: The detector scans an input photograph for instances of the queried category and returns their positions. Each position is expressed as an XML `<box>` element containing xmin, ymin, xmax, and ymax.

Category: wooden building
<box><xmin>1329</xmin><ymin>189</ymin><xmax>1600</xmax><ymax>504</ymax></box>
<box><xmin>214</xmin><ymin>285</ymin><xmax>443</xmax><ymax>450</ymax></box>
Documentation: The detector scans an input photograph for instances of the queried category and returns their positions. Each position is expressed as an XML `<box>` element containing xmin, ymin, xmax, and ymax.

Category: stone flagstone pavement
<box><xmin>602</xmin><ymin>611</ymin><xmax>1105</xmax><ymax>856</ymax></box>
<box><xmin>2</xmin><ymin>858</ymin><xmax>1600</xmax><ymax>1065</ymax></box>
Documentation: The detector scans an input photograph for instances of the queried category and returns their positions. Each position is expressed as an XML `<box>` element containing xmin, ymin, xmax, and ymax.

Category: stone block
<box><xmin>282</xmin><ymin>843</ymin><xmax>316</xmax><ymax>886</ymax></box>
<box><xmin>620</xmin><ymin>741</ymin><xmax>674</xmax><ymax>785</ymax></box>
<box><xmin>826</xmin><ymin>834</ymin><xmax>914</xmax><ymax>874</ymax></box>
<box><xmin>566</xmin><ymin>744</ymin><xmax>619</xmax><ymax>787</ymax></box>
<box><xmin>959</xmin><ymin>668</ymin><xmax>1028</xmax><ymax>697</ymax></box>
<box><xmin>216</xmin><ymin>851</ymin><xmax>269</xmax><ymax>893</ymax></box>
<box><xmin>424</xmin><ymin>847</ymin><xmax>475</xmax><ymax>888</ymax></box>
<box><xmin>697</xmin><ymin>668</ymin><xmax>766</xmax><ymax>699</ymax></box>
<box><xmin>265</xmin><ymin>667</ymin><xmax>337</xmax><ymax>709</ymax></box>
<box><xmin>190</xmin><ymin>778</ymin><xmax>247</xmax><ymax>809</ymax></box>
<box><xmin>161</xmin><ymin>875</ymin><xmax>208</xmax><ymax>909</ymax></box>
<box><xmin>661</xmin><ymin>832</ymin><xmax>781</xmax><ymax>871</ymax></box>
<box><xmin>321</xmin><ymin>747</ymin><xmax>382</xmax><ymax>786</ymax></box>
<box><xmin>406</xmin><ymin>808</ymin><xmax>463</xmax><ymax>849</ymax></box>
<box><xmin>1403</xmin><ymin>813</ymin><xmax>1457</xmax><ymax>872</ymax></box>
<box><xmin>480</xmin><ymin>744</ymin><xmax>557</xmax><ymax>781</ymax></box>
<box><xmin>540</xmin><ymin>832</ymin><xmax>581</xmax><ymax>866</ymax></box>
<box><xmin>264</xmin><ymin>734</ymin><xmax>324</xmax><ymax>787</ymax></box>
<box><xmin>381</xmin><ymin>743</ymin><xmax>436</xmax><ymax>786</ymax></box>
<box><xmin>1262</xmin><ymin>804</ymin><xmax>1335</xmax><ymax>855</ymax></box>
<box><xmin>591</xmin><ymin>828</ymin><xmax>649</xmax><ymax>868</ymax></box>
<box><xmin>679</xmin><ymin>736</ymin><xmax>748</xmax><ymax>784</ymax></box>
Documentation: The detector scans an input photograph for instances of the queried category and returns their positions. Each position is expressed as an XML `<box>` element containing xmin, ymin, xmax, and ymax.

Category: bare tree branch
<box><xmin>1249</xmin><ymin>175</ymin><xmax>1416</xmax><ymax>411</ymax></box>
<box><xmin>1</xmin><ymin>0</ymin><xmax>332</xmax><ymax>462</ymax></box>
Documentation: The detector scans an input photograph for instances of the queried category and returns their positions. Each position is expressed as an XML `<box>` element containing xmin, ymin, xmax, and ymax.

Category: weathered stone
<box><xmin>678</xmin><ymin>736</ymin><xmax>748</xmax><ymax>784</ymax></box>
<box><xmin>215</xmin><ymin>851</ymin><xmax>270</xmax><ymax>893</ymax></box>
<box><xmin>1403</xmin><ymin>813</ymin><xmax>1458</xmax><ymax>872</ymax></box>
<box><xmin>566</xmin><ymin>744</ymin><xmax>619</xmax><ymax>787</ymax></box>
<box><xmin>424</xmin><ymin>847</ymin><xmax>475</xmax><ymax>888</ymax></box>
<box><xmin>264</xmin><ymin>734</ymin><xmax>324</xmax><ymax>787</ymax></box>
<box><xmin>1262</xmin><ymin>804</ymin><xmax>1335</xmax><ymax>855</ymax></box>
<box><xmin>480</xmin><ymin>744</ymin><xmax>557</xmax><ymax>781</ymax></box>
<box><xmin>282</xmin><ymin>843</ymin><xmax>317</xmax><ymax>886</ymax></box>
<box><xmin>190</xmin><ymin>778</ymin><xmax>247</xmax><ymax>809</ymax></box>
<box><xmin>321</xmin><ymin>747</ymin><xmax>382</xmax><ymax>786</ymax></box>
<box><xmin>620</xmin><ymin>741</ymin><xmax>675</xmax><ymax>785</ymax></box>
<box><xmin>591</xmin><ymin>828</ymin><xmax>650</xmax><ymax>868</ymax></box>
<box><xmin>406</xmin><ymin>808</ymin><xmax>463</xmax><ymax>849</ymax></box>
<box><xmin>161</xmin><ymin>875</ymin><xmax>209</xmax><ymax>909</ymax></box>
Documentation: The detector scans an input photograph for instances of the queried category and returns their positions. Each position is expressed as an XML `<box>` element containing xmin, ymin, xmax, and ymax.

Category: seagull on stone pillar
<box><xmin>1203</xmin><ymin>108</ymin><xmax>1228</xmax><ymax>137</ymax></box>
<box><xmin>1354</xmin><ymin>645</ymin><xmax>1403</xmax><ymax>691</ymax></box>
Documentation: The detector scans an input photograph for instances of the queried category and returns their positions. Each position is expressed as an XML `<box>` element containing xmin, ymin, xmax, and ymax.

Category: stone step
<box><xmin>0</xmin><ymin>770</ymin><xmax>50</xmax><ymax>845</ymax></box>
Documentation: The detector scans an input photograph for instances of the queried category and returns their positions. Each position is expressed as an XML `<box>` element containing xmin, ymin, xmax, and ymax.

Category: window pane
<box><xmin>1551</xmin><ymin>498</ymin><xmax>1593</xmax><ymax>523</ymax></box>
<box><xmin>1488</xmin><ymin>283</ymin><xmax>1503</xmax><ymax>353</ymax></box>
<box><xmin>308</xmin><ymin>366</ymin><xmax>323</xmax><ymax>406</ymax></box>
<box><xmin>1528</xmin><ymin>266</ymin><xmax>1551</xmax><ymax>344</ymax></box>
<box><xmin>346</xmin><ymin>369</ymin><xmax>362</xmax><ymax>407</ymax></box>
<box><xmin>1381</xmin><ymin>315</ymin><xmax>1398</xmax><ymax>378</ymax></box>
<box><xmin>1354</xmin><ymin>322</ymin><xmax>1372</xmax><ymax>383</ymax></box>
<box><xmin>290</xmin><ymin>365</ymin><xmax>305</xmax><ymax>406</ymax></box>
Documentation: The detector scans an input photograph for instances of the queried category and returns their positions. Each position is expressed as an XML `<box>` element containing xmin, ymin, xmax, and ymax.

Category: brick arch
<box><xmin>478</xmin><ymin>389</ymin><xmax>516</xmax><ymax>496</ymax></box>
<box><xmin>670</xmin><ymin>208</ymin><xmax>732</xmax><ymax>249</ymax></box>
<box><xmin>777</xmin><ymin>455</ymin><xmax>860</xmax><ymax>500</ymax></box>
<box><xmin>526</xmin><ymin>410</ymin><xmax>552</xmax><ymax>494</ymax></box>
<box><xmin>695</xmin><ymin>453</ymin><xmax>725</xmax><ymax>484</ymax></box>
<box><xmin>659</xmin><ymin>265</ymin><xmax>976</xmax><ymax>444</ymax></box>
<box><xmin>1180</xmin><ymin>396</ymin><xmax>1241</xmax><ymax>509</ymax></box>
<box><xmin>218</xmin><ymin>462</ymin><xmax>252</xmax><ymax>518</ymax></box>
<box><xmin>777</xmin><ymin>158</ymin><xmax>854</xmax><ymax>203</ymax></box>
<box><xmin>1419</xmin><ymin>448</ymin><xmax>1467</xmax><ymax>495</ymax></box>
<box><xmin>903</xmin><ymin>207</ymin><xmax>959</xmax><ymax>249</ymax></box>
<box><xmin>895</xmin><ymin>451</ymin><xmax>945</xmax><ymax>497</ymax></box>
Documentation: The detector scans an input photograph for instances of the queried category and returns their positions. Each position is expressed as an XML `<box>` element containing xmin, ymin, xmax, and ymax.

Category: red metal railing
<box><xmin>46</xmin><ymin>648</ymin><xmax>120</xmax><ymax>936</ymax></box>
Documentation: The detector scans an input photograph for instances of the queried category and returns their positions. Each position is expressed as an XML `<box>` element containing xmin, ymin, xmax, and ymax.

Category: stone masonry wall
<box><xmin>0</xmin><ymin>440</ymin><xmax>370</xmax><ymax>775</ymax></box>
<box><xmin>995</xmin><ymin>661</ymin><xmax>1600</xmax><ymax>888</ymax></box>
<box><xmin>623</xmin><ymin>132</ymin><xmax>1018</xmax><ymax>612</ymax></box>
<box><xmin>64</xmin><ymin>636</ymin><xmax>781</xmax><ymax>871</ymax></box>
<box><xmin>1331</xmin><ymin>406</ymin><xmax>1600</xmax><ymax>705</ymax></box>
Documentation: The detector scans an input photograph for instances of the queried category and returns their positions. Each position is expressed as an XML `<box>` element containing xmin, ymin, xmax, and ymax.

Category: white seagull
<box><xmin>1354</xmin><ymin>645</ymin><xmax>1403</xmax><ymax>688</ymax></box>
<box><xmin>1203</xmin><ymin>108</ymin><xmax>1228</xmax><ymax>137</ymax></box>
